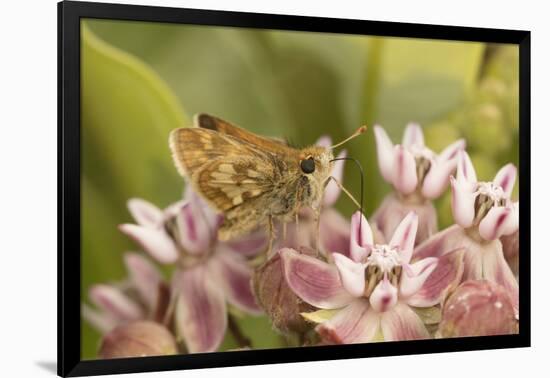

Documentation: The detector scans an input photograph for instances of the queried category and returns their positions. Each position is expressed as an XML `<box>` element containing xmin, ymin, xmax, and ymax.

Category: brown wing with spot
<box><xmin>169</xmin><ymin>127</ymin><xmax>278</xmax><ymax>213</ymax></box>
<box><xmin>194</xmin><ymin>113</ymin><xmax>293</xmax><ymax>155</ymax></box>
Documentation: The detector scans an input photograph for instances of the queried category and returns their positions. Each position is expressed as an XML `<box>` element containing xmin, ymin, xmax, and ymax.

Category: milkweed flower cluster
<box><xmin>280</xmin><ymin>212</ymin><xmax>464</xmax><ymax>342</ymax></box>
<box><xmin>85</xmin><ymin>187</ymin><xmax>267</xmax><ymax>355</ymax></box>
<box><xmin>414</xmin><ymin>150</ymin><xmax>519</xmax><ymax>315</ymax></box>
<box><xmin>83</xmin><ymin>126</ymin><xmax>520</xmax><ymax>357</ymax></box>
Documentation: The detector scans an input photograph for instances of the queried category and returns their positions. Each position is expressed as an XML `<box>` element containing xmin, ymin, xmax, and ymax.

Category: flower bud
<box><xmin>438</xmin><ymin>280</ymin><xmax>517</xmax><ymax>338</ymax></box>
<box><xmin>99</xmin><ymin>321</ymin><xmax>178</xmax><ymax>359</ymax></box>
<box><xmin>501</xmin><ymin>230</ymin><xmax>519</xmax><ymax>276</ymax></box>
<box><xmin>252</xmin><ymin>248</ymin><xmax>315</xmax><ymax>335</ymax></box>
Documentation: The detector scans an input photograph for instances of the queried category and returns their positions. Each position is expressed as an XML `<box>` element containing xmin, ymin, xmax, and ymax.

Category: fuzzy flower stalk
<box><xmin>280</xmin><ymin>211</ymin><xmax>463</xmax><ymax>343</ymax></box>
<box><xmin>372</xmin><ymin>123</ymin><xmax>465</xmax><ymax>245</ymax></box>
<box><xmin>117</xmin><ymin>187</ymin><xmax>266</xmax><ymax>353</ymax></box>
<box><xmin>414</xmin><ymin>150</ymin><xmax>519</xmax><ymax>315</ymax></box>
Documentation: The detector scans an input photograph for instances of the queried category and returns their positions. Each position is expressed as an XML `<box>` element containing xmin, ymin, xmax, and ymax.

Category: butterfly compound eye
<box><xmin>300</xmin><ymin>157</ymin><xmax>315</xmax><ymax>174</ymax></box>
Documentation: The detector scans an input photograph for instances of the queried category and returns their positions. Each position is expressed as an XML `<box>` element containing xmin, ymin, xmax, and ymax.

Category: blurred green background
<box><xmin>81</xmin><ymin>19</ymin><xmax>519</xmax><ymax>359</ymax></box>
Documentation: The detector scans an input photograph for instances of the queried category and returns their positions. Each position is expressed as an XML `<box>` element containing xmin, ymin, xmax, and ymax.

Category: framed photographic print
<box><xmin>58</xmin><ymin>0</ymin><xmax>530</xmax><ymax>376</ymax></box>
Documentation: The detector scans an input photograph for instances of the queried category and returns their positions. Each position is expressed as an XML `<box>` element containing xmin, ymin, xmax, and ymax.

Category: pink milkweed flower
<box><xmin>414</xmin><ymin>151</ymin><xmax>519</xmax><ymax>315</ymax></box>
<box><xmin>119</xmin><ymin>187</ymin><xmax>266</xmax><ymax>353</ymax></box>
<box><xmin>82</xmin><ymin>252</ymin><xmax>168</xmax><ymax>334</ymax></box>
<box><xmin>372</xmin><ymin>123</ymin><xmax>465</xmax><ymax>245</ymax></box>
<box><xmin>450</xmin><ymin>150</ymin><xmax>518</xmax><ymax>241</ymax></box>
<box><xmin>280</xmin><ymin>211</ymin><xmax>463</xmax><ymax>343</ymax></box>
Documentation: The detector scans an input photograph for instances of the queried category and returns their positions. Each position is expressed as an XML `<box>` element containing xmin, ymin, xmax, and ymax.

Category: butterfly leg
<box><xmin>267</xmin><ymin>215</ymin><xmax>275</xmax><ymax>256</ymax></box>
<box><xmin>313</xmin><ymin>207</ymin><xmax>322</xmax><ymax>257</ymax></box>
<box><xmin>326</xmin><ymin>176</ymin><xmax>361</xmax><ymax>210</ymax></box>
<box><xmin>282</xmin><ymin>221</ymin><xmax>287</xmax><ymax>244</ymax></box>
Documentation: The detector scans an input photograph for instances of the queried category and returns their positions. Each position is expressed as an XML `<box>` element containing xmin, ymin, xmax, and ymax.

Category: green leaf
<box><xmin>412</xmin><ymin>305</ymin><xmax>442</xmax><ymax>326</ymax></box>
<box><xmin>301</xmin><ymin>309</ymin><xmax>340</xmax><ymax>324</ymax></box>
<box><xmin>81</xmin><ymin>23</ymin><xmax>188</xmax><ymax>206</ymax></box>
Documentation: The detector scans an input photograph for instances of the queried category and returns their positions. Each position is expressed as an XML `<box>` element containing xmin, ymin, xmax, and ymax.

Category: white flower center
<box><xmin>363</xmin><ymin>244</ymin><xmax>403</xmax><ymax>297</ymax></box>
<box><xmin>367</xmin><ymin>244</ymin><xmax>402</xmax><ymax>273</ymax></box>
<box><xmin>475</xmin><ymin>182</ymin><xmax>506</xmax><ymax>202</ymax></box>
<box><xmin>408</xmin><ymin>145</ymin><xmax>436</xmax><ymax>161</ymax></box>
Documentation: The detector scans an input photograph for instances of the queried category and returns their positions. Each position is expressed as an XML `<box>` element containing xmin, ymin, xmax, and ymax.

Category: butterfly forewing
<box><xmin>195</xmin><ymin>157</ymin><xmax>275</xmax><ymax>212</ymax></box>
<box><xmin>169</xmin><ymin>127</ymin><xmax>278</xmax><ymax>214</ymax></box>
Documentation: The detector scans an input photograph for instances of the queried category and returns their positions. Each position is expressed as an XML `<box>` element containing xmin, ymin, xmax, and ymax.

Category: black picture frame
<box><xmin>58</xmin><ymin>1</ymin><xmax>531</xmax><ymax>376</ymax></box>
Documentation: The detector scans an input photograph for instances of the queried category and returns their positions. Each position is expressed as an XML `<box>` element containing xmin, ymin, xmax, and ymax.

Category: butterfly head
<box><xmin>298</xmin><ymin>146</ymin><xmax>334</xmax><ymax>179</ymax></box>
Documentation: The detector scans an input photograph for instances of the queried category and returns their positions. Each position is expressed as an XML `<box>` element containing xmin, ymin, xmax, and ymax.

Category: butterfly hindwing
<box><xmin>194</xmin><ymin>113</ymin><xmax>291</xmax><ymax>155</ymax></box>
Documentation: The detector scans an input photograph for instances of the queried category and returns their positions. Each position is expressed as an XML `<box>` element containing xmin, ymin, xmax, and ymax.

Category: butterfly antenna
<box><xmin>329</xmin><ymin>156</ymin><xmax>365</xmax><ymax>233</ymax></box>
<box><xmin>329</xmin><ymin>125</ymin><xmax>368</xmax><ymax>150</ymax></box>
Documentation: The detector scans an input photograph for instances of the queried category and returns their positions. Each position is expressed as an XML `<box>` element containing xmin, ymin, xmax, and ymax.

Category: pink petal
<box><xmin>380</xmin><ymin>303</ymin><xmax>430</xmax><ymax>341</ymax></box>
<box><xmin>176</xmin><ymin>201</ymin><xmax>212</xmax><ymax>255</ymax></box>
<box><xmin>402</xmin><ymin>122</ymin><xmax>424</xmax><ymax>147</ymax></box>
<box><xmin>504</xmin><ymin>202</ymin><xmax>519</xmax><ymax>235</ymax></box>
<box><xmin>184</xmin><ymin>185</ymin><xmax>223</xmax><ymax>231</ymax></box>
<box><xmin>349</xmin><ymin>210</ymin><xmax>373</xmax><ymax>262</ymax></box>
<box><xmin>482</xmin><ymin>247</ymin><xmax>519</xmax><ymax>315</ymax></box>
<box><xmin>421</xmin><ymin>160</ymin><xmax>455</xmax><ymax>199</ymax></box>
<box><xmin>320</xmin><ymin>208</ymin><xmax>350</xmax><ymax>257</ymax></box>
<box><xmin>413</xmin><ymin>224</ymin><xmax>463</xmax><ymax>261</ymax></box>
<box><xmin>373</xmin><ymin>125</ymin><xmax>395</xmax><ymax>183</ymax></box>
<box><xmin>279</xmin><ymin>248</ymin><xmax>354</xmax><ymax>309</ymax></box>
<box><xmin>479</xmin><ymin>206</ymin><xmax>515</xmax><ymax>241</ymax></box>
<box><xmin>332</xmin><ymin>253</ymin><xmax>366</xmax><ymax>297</ymax></box>
<box><xmin>456</xmin><ymin>150</ymin><xmax>477</xmax><ymax>184</ymax></box>
<box><xmin>399</xmin><ymin>257</ymin><xmax>438</xmax><ymax>298</ymax></box>
<box><xmin>124</xmin><ymin>253</ymin><xmax>162</xmax><ymax>311</ymax></box>
<box><xmin>82</xmin><ymin>303</ymin><xmax>117</xmax><ymax>334</ymax></box>
<box><xmin>315</xmin><ymin>135</ymin><xmax>332</xmax><ymax>148</ymax></box>
<box><xmin>391</xmin><ymin>145</ymin><xmax>418</xmax><ymax>195</ymax></box>
<box><xmin>493</xmin><ymin>163</ymin><xmax>517</xmax><ymax>198</ymax></box>
<box><xmin>438</xmin><ymin>138</ymin><xmax>466</xmax><ymax>162</ymax></box>
<box><xmin>462</xmin><ymin>244</ymin><xmax>484</xmax><ymax>281</ymax></box>
<box><xmin>224</xmin><ymin>228</ymin><xmax>267</xmax><ymax>257</ymax></box>
<box><xmin>316</xmin><ymin>299</ymin><xmax>380</xmax><ymax>344</ymax></box>
<box><xmin>89</xmin><ymin>284</ymin><xmax>143</xmax><ymax>321</ymax></box>
<box><xmin>277</xmin><ymin>220</ymin><xmax>314</xmax><ymax>250</ymax></box>
<box><xmin>323</xmin><ymin>149</ymin><xmax>347</xmax><ymax>207</ymax></box>
<box><xmin>369</xmin><ymin>276</ymin><xmax>398</xmax><ymax>313</ymax></box>
<box><xmin>450</xmin><ymin>176</ymin><xmax>476</xmax><ymax>228</ymax></box>
<box><xmin>501</xmin><ymin>229</ymin><xmax>519</xmax><ymax>276</ymax></box>
<box><xmin>407</xmin><ymin>248</ymin><xmax>464</xmax><ymax>307</ymax></box>
<box><xmin>389</xmin><ymin>212</ymin><xmax>418</xmax><ymax>264</ymax></box>
<box><xmin>118</xmin><ymin>224</ymin><xmax>179</xmax><ymax>264</ymax></box>
<box><xmin>421</xmin><ymin>139</ymin><xmax>465</xmax><ymax>199</ymax></box>
<box><xmin>371</xmin><ymin>193</ymin><xmax>436</xmax><ymax>247</ymax></box>
<box><xmin>173</xmin><ymin>266</ymin><xmax>227</xmax><ymax>353</ymax></box>
<box><xmin>208</xmin><ymin>250</ymin><xmax>262</xmax><ymax>314</ymax></box>
<box><xmin>127</xmin><ymin>198</ymin><xmax>164</xmax><ymax>228</ymax></box>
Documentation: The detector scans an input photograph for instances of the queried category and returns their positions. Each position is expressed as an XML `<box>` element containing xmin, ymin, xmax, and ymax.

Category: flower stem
<box><xmin>228</xmin><ymin>314</ymin><xmax>251</xmax><ymax>349</ymax></box>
